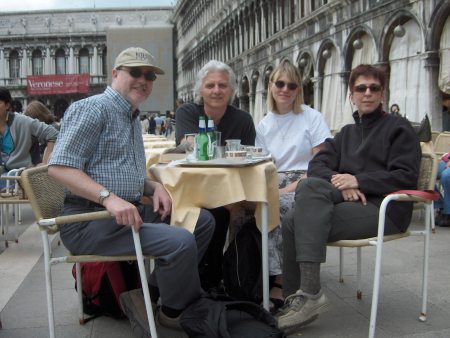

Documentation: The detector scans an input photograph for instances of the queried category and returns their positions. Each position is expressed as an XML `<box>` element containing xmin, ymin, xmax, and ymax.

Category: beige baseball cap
<box><xmin>114</xmin><ymin>47</ymin><xmax>164</xmax><ymax>74</ymax></box>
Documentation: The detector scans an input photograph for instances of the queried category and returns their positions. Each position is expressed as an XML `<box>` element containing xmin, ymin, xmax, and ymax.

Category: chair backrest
<box><xmin>20</xmin><ymin>165</ymin><xmax>65</xmax><ymax>223</ymax></box>
<box><xmin>433</xmin><ymin>133</ymin><xmax>450</xmax><ymax>156</ymax></box>
<box><xmin>417</xmin><ymin>151</ymin><xmax>438</xmax><ymax>191</ymax></box>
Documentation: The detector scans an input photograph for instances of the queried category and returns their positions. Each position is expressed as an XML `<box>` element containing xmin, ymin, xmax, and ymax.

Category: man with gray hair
<box><xmin>48</xmin><ymin>47</ymin><xmax>215</xmax><ymax>331</ymax></box>
<box><xmin>175</xmin><ymin>60</ymin><xmax>256</xmax><ymax>146</ymax></box>
<box><xmin>175</xmin><ymin>60</ymin><xmax>256</xmax><ymax>292</ymax></box>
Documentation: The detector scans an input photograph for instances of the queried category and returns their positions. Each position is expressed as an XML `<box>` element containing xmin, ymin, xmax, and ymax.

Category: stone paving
<box><xmin>1</xmin><ymin>206</ymin><xmax>450</xmax><ymax>337</ymax></box>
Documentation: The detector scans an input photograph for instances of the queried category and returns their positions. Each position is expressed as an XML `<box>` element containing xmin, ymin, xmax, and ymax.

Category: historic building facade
<box><xmin>0</xmin><ymin>7</ymin><xmax>172</xmax><ymax>117</ymax></box>
<box><xmin>172</xmin><ymin>0</ymin><xmax>450</xmax><ymax>131</ymax></box>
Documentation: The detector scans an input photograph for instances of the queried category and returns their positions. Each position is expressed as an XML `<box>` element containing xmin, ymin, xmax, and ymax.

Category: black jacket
<box><xmin>308</xmin><ymin>106</ymin><xmax>421</xmax><ymax>232</ymax></box>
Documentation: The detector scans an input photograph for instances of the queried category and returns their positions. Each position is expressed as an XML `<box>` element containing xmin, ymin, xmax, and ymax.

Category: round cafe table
<box><xmin>150</xmin><ymin>160</ymin><xmax>279</xmax><ymax>311</ymax></box>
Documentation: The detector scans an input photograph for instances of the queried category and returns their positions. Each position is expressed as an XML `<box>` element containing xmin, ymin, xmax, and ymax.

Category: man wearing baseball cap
<box><xmin>48</xmin><ymin>47</ymin><xmax>215</xmax><ymax>333</ymax></box>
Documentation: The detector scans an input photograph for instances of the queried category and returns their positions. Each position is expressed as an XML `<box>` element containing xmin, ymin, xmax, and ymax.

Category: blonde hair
<box><xmin>24</xmin><ymin>101</ymin><xmax>54</xmax><ymax>124</ymax></box>
<box><xmin>267</xmin><ymin>60</ymin><xmax>304</xmax><ymax>114</ymax></box>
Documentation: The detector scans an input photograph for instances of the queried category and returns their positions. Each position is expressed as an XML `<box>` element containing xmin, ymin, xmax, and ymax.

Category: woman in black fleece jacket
<box><xmin>277</xmin><ymin>64</ymin><xmax>421</xmax><ymax>335</ymax></box>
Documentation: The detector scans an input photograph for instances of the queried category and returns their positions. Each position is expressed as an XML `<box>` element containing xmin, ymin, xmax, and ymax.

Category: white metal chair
<box><xmin>0</xmin><ymin>168</ymin><xmax>29</xmax><ymax>247</ymax></box>
<box><xmin>20</xmin><ymin>165</ymin><xmax>157</xmax><ymax>338</ymax></box>
<box><xmin>433</xmin><ymin>132</ymin><xmax>450</xmax><ymax>157</ymax></box>
<box><xmin>328</xmin><ymin>151</ymin><xmax>439</xmax><ymax>338</ymax></box>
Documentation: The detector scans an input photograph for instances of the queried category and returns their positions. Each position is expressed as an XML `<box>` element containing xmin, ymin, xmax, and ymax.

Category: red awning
<box><xmin>27</xmin><ymin>74</ymin><xmax>90</xmax><ymax>95</ymax></box>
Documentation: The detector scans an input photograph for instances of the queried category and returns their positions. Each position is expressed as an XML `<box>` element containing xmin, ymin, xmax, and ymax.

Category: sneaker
<box><xmin>119</xmin><ymin>288</ymin><xmax>157</xmax><ymax>337</ymax></box>
<box><xmin>157</xmin><ymin>309</ymin><xmax>182</xmax><ymax>331</ymax></box>
<box><xmin>277</xmin><ymin>289</ymin><xmax>330</xmax><ymax>334</ymax></box>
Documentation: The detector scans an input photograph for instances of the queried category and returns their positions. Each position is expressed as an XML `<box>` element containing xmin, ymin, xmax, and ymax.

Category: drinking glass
<box><xmin>184</xmin><ymin>133</ymin><xmax>197</xmax><ymax>162</ymax></box>
<box><xmin>208</xmin><ymin>131</ymin><xmax>222</xmax><ymax>159</ymax></box>
<box><xmin>225</xmin><ymin>139</ymin><xmax>241</xmax><ymax>151</ymax></box>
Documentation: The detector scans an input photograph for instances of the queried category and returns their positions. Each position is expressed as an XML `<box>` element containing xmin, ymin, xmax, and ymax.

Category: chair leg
<box><xmin>14</xmin><ymin>205</ymin><xmax>18</xmax><ymax>243</ymax></box>
<box><xmin>339</xmin><ymin>247</ymin><xmax>344</xmax><ymax>283</ymax></box>
<box><xmin>3</xmin><ymin>206</ymin><xmax>9</xmax><ymax>248</ymax></box>
<box><xmin>41</xmin><ymin>230</ymin><xmax>56</xmax><ymax>338</ymax></box>
<box><xmin>357</xmin><ymin>248</ymin><xmax>362</xmax><ymax>300</ymax></box>
<box><xmin>18</xmin><ymin>204</ymin><xmax>22</xmax><ymax>225</ymax></box>
<box><xmin>132</xmin><ymin>230</ymin><xmax>158</xmax><ymax>338</ymax></box>
<box><xmin>76</xmin><ymin>263</ymin><xmax>85</xmax><ymax>325</ymax></box>
<box><xmin>420</xmin><ymin>205</ymin><xmax>431</xmax><ymax>322</ymax></box>
<box><xmin>430</xmin><ymin>201</ymin><xmax>436</xmax><ymax>234</ymax></box>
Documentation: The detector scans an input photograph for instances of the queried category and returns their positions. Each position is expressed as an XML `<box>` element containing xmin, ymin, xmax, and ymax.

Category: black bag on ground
<box><xmin>180</xmin><ymin>295</ymin><xmax>285</xmax><ymax>338</ymax></box>
<box><xmin>222</xmin><ymin>217</ymin><xmax>263</xmax><ymax>303</ymax></box>
<box><xmin>72</xmin><ymin>261</ymin><xmax>141</xmax><ymax>321</ymax></box>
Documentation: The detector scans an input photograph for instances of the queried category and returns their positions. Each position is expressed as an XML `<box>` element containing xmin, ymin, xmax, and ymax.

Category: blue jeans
<box><xmin>435</xmin><ymin>160</ymin><xmax>450</xmax><ymax>214</ymax></box>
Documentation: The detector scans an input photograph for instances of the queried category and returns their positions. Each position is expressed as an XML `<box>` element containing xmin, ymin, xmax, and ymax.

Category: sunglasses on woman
<box><xmin>353</xmin><ymin>84</ymin><xmax>382</xmax><ymax>93</ymax></box>
<box><xmin>274</xmin><ymin>80</ymin><xmax>298</xmax><ymax>90</ymax></box>
<box><xmin>118</xmin><ymin>67</ymin><xmax>157</xmax><ymax>81</ymax></box>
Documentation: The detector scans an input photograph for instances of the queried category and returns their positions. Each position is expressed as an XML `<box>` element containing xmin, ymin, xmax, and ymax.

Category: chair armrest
<box><xmin>388</xmin><ymin>190</ymin><xmax>439</xmax><ymax>202</ymax></box>
<box><xmin>39</xmin><ymin>210</ymin><xmax>112</xmax><ymax>226</ymax></box>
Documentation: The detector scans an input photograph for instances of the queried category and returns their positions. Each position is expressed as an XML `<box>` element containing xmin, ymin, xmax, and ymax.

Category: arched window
<box><xmin>9</xmin><ymin>50</ymin><xmax>20</xmax><ymax>79</ymax></box>
<box><xmin>79</xmin><ymin>48</ymin><xmax>90</xmax><ymax>74</ymax></box>
<box><xmin>55</xmin><ymin>49</ymin><xmax>66</xmax><ymax>74</ymax></box>
<box><xmin>32</xmin><ymin>49</ymin><xmax>43</xmax><ymax>75</ymax></box>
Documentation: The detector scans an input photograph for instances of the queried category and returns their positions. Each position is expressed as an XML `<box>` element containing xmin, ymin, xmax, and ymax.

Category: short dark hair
<box><xmin>349</xmin><ymin>64</ymin><xmax>386</xmax><ymax>92</ymax></box>
<box><xmin>11</xmin><ymin>100</ymin><xmax>22</xmax><ymax>113</ymax></box>
<box><xmin>0</xmin><ymin>87</ymin><xmax>12</xmax><ymax>105</ymax></box>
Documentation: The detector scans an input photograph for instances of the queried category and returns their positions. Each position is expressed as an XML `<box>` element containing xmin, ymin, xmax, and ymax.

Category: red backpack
<box><xmin>72</xmin><ymin>261</ymin><xmax>141</xmax><ymax>321</ymax></box>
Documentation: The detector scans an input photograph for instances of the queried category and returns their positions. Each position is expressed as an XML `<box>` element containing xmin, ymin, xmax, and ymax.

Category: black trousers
<box><xmin>199</xmin><ymin>207</ymin><xmax>230</xmax><ymax>291</ymax></box>
<box><xmin>282</xmin><ymin>177</ymin><xmax>400</xmax><ymax>297</ymax></box>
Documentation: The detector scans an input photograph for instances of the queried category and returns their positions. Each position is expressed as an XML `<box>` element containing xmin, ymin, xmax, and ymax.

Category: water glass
<box><xmin>184</xmin><ymin>133</ymin><xmax>197</xmax><ymax>162</ymax></box>
<box><xmin>225</xmin><ymin>139</ymin><xmax>241</xmax><ymax>151</ymax></box>
<box><xmin>207</xmin><ymin>131</ymin><xmax>222</xmax><ymax>159</ymax></box>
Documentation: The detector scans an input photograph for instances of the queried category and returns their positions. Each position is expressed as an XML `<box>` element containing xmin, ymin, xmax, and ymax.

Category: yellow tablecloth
<box><xmin>144</xmin><ymin>141</ymin><xmax>176</xmax><ymax>149</ymax></box>
<box><xmin>150</xmin><ymin>161</ymin><xmax>280</xmax><ymax>233</ymax></box>
<box><xmin>142</xmin><ymin>134</ymin><xmax>167</xmax><ymax>139</ymax></box>
<box><xmin>145</xmin><ymin>148</ymin><xmax>167</xmax><ymax>168</ymax></box>
<box><xmin>143</xmin><ymin>137</ymin><xmax>169</xmax><ymax>142</ymax></box>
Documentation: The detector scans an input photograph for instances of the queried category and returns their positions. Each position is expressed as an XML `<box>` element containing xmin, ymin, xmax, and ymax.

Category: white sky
<box><xmin>2</xmin><ymin>0</ymin><xmax>175</xmax><ymax>12</ymax></box>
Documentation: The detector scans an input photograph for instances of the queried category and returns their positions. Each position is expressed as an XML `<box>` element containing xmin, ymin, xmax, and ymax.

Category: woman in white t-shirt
<box><xmin>256</xmin><ymin>60</ymin><xmax>331</xmax><ymax>311</ymax></box>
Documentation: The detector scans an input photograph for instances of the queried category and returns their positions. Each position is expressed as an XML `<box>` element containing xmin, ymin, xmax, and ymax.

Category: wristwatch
<box><xmin>98</xmin><ymin>188</ymin><xmax>110</xmax><ymax>205</ymax></box>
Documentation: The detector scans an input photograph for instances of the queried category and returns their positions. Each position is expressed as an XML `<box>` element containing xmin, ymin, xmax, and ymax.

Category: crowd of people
<box><xmin>0</xmin><ymin>45</ymin><xmax>429</xmax><ymax>336</ymax></box>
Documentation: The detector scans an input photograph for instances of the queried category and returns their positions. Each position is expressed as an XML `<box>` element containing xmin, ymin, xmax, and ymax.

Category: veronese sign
<box><xmin>27</xmin><ymin>74</ymin><xmax>90</xmax><ymax>95</ymax></box>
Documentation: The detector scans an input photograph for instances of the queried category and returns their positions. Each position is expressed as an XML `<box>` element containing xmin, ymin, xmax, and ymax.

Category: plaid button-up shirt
<box><xmin>49</xmin><ymin>86</ymin><xmax>146</xmax><ymax>202</ymax></box>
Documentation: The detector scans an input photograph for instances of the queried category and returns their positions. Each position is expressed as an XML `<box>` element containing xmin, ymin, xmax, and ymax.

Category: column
<box><xmin>21</xmin><ymin>47</ymin><xmax>28</xmax><ymax>78</ymax></box>
<box><xmin>92</xmin><ymin>45</ymin><xmax>98</xmax><ymax>75</ymax></box>
<box><xmin>69</xmin><ymin>46</ymin><xmax>74</xmax><ymax>74</ymax></box>
<box><xmin>45</xmin><ymin>47</ymin><xmax>51</xmax><ymax>74</ymax></box>
<box><xmin>312</xmin><ymin>76</ymin><xmax>322</xmax><ymax>111</ymax></box>
<box><xmin>0</xmin><ymin>48</ymin><xmax>4</xmax><ymax>80</ymax></box>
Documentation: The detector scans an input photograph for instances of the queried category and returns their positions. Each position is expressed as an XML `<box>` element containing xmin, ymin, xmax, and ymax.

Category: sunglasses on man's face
<box><xmin>119</xmin><ymin>67</ymin><xmax>157</xmax><ymax>81</ymax></box>
<box><xmin>274</xmin><ymin>80</ymin><xmax>299</xmax><ymax>91</ymax></box>
<box><xmin>353</xmin><ymin>84</ymin><xmax>382</xmax><ymax>93</ymax></box>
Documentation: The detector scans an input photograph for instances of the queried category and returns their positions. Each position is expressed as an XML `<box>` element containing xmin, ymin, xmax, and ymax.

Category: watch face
<box><xmin>100</xmin><ymin>190</ymin><xmax>109</xmax><ymax>198</ymax></box>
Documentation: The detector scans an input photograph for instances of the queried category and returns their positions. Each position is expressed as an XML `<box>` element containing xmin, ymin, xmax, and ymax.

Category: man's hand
<box><xmin>103</xmin><ymin>194</ymin><xmax>143</xmax><ymax>231</ymax></box>
<box><xmin>340</xmin><ymin>188</ymin><xmax>367</xmax><ymax>205</ymax></box>
<box><xmin>331</xmin><ymin>173</ymin><xmax>359</xmax><ymax>190</ymax></box>
<box><xmin>151</xmin><ymin>182</ymin><xmax>172</xmax><ymax>221</ymax></box>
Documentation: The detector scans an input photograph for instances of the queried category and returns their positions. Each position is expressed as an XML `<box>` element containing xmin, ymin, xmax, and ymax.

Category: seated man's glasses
<box><xmin>274</xmin><ymin>80</ymin><xmax>299</xmax><ymax>91</ymax></box>
<box><xmin>118</xmin><ymin>67</ymin><xmax>157</xmax><ymax>81</ymax></box>
<box><xmin>353</xmin><ymin>84</ymin><xmax>382</xmax><ymax>93</ymax></box>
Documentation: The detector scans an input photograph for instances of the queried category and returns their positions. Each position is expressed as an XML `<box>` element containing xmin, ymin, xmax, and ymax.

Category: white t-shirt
<box><xmin>255</xmin><ymin>104</ymin><xmax>331</xmax><ymax>172</ymax></box>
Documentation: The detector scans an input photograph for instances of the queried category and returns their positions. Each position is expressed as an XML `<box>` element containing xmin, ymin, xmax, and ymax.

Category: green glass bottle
<box><xmin>196</xmin><ymin>116</ymin><xmax>209</xmax><ymax>161</ymax></box>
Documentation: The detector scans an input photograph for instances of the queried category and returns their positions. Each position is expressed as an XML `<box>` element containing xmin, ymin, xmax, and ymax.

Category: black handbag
<box><xmin>409</xmin><ymin>114</ymin><xmax>432</xmax><ymax>142</ymax></box>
